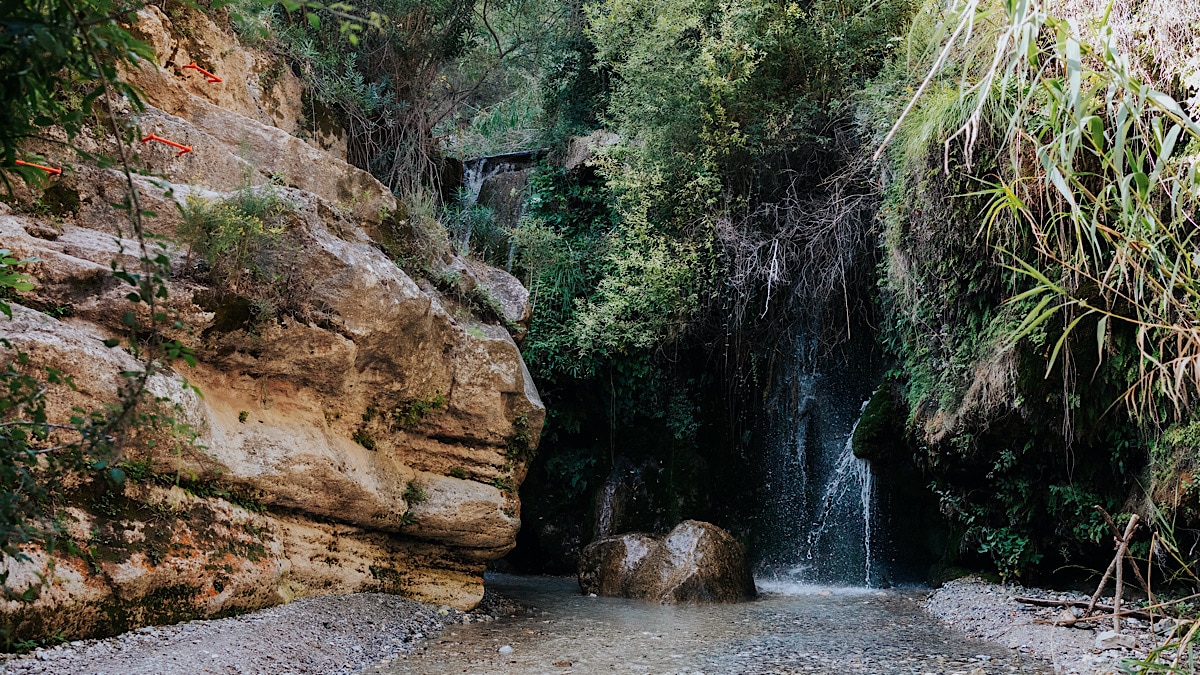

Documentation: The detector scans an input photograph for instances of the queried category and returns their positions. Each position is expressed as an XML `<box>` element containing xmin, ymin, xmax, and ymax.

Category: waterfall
<box><xmin>460</xmin><ymin>150</ymin><xmax>545</xmax><ymax>205</ymax></box>
<box><xmin>757</xmin><ymin>329</ymin><xmax>883</xmax><ymax>588</ymax></box>
<box><xmin>459</xmin><ymin>158</ymin><xmax>491</xmax><ymax>205</ymax></box>
<box><xmin>458</xmin><ymin>150</ymin><xmax>546</xmax><ymax>264</ymax></box>
<box><xmin>795</xmin><ymin>411</ymin><xmax>875</xmax><ymax>586</ymax></box>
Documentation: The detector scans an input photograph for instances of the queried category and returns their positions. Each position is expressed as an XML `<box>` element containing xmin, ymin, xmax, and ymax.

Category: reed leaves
<box><xmin>888</xmin><ymin>0</ymin><xmax>1200</xmax><ymax>420</ymax></box>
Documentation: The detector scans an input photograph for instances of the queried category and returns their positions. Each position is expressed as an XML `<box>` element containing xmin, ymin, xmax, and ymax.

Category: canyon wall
<box><xmin>0</xmin><ymin>6</ymin><xmax>542</xmax><ymax>640</ymax></box>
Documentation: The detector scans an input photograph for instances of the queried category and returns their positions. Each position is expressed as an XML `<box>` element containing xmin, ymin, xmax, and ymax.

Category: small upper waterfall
<box><xmin>460</xmin><ymin>150</ymin><xmax>546</xmax><ymax>205</ymax></box>
<box><xmin>757</xmin><ymin>327</ymin><xmax>884</xmax><ymax>587</ymax></box>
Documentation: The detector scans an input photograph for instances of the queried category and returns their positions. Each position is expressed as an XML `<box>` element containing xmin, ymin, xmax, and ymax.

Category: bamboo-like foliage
<box><xmin>881</xmin><ymin>0</ymin><xmax>1200</xmax><ymax>419</ymax></box>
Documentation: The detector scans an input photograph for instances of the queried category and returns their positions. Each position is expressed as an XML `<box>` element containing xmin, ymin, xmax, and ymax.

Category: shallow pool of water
<box><xmin>375</xmin><ymin>574</ymin><xmax>1050</xmax><ymax>675</ymax></box>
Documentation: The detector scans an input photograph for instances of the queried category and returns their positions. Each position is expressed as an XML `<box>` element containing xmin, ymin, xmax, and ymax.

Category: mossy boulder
<box><xmin>851</xmin><ymin>383</ymin><xmax>905</xmax><ymax>462</ymax></box>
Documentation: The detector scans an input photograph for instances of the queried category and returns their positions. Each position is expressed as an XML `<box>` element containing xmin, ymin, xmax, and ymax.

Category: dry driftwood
<box><xmin>1095</xmin><ymin>507</ymin><xmax>1154</xmax><ymax>604</ymax></box>
<box><xmin>1017</xmin><ymin>591</ymin><xmax>1200</xmax><ymax>625</ymax></box>
<box><xmin>1015</xmin><ymin>596</ymin><xmax>1157</xmax><ymax>622</ymax></box>
<box><xmin>1015</xmin><ymin>509</ymin><xmax>1200</xmax><ymax>633</ymax></box>
<box><xmin>1110</xmin><ymin>514</ymin><xmax>1140</xmax><ymax>630</ymax></box>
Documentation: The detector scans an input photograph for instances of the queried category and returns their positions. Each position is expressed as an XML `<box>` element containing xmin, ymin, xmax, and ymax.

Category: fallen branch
<box><xmin>1095</xmin><ymin>506</ymin><xmax>1154</xmax><ymax>604</ymax></box>
<box><xmin>1016</xmin><ymin>596</ymin><xmax>1157</xmax><ymax>622</ymax></box>
<box><xmin>1111</xmin><ymin>514</ymin><xmax>1140</xmax><ymax>630</ymax></box>
<box><xmin>1016</xmin><ymin>591</ymin><xmax>1200</xmax><ymax>624</ymax></box>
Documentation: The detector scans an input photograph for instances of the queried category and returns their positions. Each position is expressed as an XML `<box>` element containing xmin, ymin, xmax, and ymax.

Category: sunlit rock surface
<box><xmin>0</xmin><ymin>6</ymin><xmax>541</xmax><ymax>641</ymax></box>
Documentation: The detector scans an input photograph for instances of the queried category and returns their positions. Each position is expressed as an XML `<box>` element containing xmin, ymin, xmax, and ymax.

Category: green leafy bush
<box><xmin>178</xmin><ymin>187</ymin><xmax>318</xmax><ymax>324</ymax></box>
<box><xmin>0</xmin><ymin>250</ymin><xmax>36</xmax><ymax>319</ymax></box>
<box><xmin>0</xmin><ymin>0</ymin><xmax>153</xmax><ymax>187</ymax></box>
<box><xmin>391</xmin><ymin>393</ymin><xmax>447</xmax><ymax>431</ymax></box>
<box><xmin>178</xmin><ymin>187</ymin><xmax>289</xmax><ymax>287</ymax></box>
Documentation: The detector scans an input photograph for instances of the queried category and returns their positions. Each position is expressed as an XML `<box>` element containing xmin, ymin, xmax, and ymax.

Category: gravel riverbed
<box><xmin>379</xmin><ymin>575</ymin><xmax>1051</xmax><ymax>674</ymax></box>
<box><xmin>925</xmin><ymin>576</ymin><xmax>1162</xmax><ymax>674</ymax></box>
<box><xmin>1</xmin><ymin>592</ymin><xmax>513</xmax><ymax>675</ymax></box>
<box><xmin>0</xmin><ymin>575</ymin><xmax>1159</xmax><ymax>674</ymax></box>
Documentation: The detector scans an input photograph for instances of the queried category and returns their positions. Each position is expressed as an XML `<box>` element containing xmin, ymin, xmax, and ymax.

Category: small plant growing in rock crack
<box><xmin>402</xmin><ymin>480</ymin><xmax>426</xmax><ymax>504</ymax></box>
<box><xmin>503</xmin><ymin>414</ymin><xmax>535</xmax><ymax>463</ymax></box>
<box><xmin>491</xmin><ymin>476</ymin><xmax>514</xmax><ymax>492</ymax></box>
<box><xmin>351</xmin><ymin>427</ymin><xmax>377</xmax><ymax>450</ymax></box>
<box><xmin>448</xmin><ymin>467</ymin><xmax>469</xmax><ymax>479</ymax></box>
<box><xmin>238</xmin><ymin>410</ymin><xmax>249</xmax><ymax>423</ymax></box>
<box><xmin>7</xmin><ymin>628</ymin><xmax>66</xmax><ymax>654</ymax></box>
<box><xmin>392</xmin><ymin>393</ymin><xmax>446</xmax><ymax>431</ymax></box>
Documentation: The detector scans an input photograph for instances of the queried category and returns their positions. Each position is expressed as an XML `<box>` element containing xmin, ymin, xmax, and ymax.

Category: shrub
<box><xmin>391</xmin><ymin>393</ymin><xmax>447</xmax><ymax>431</ymax></box>
<box><xmin>178</xmin><ymin>187</ymin><xmax>317</xmax><ymax>324</ymax></box>
<box><xmin>178</xmin><ymin>187</ymin><xmax>289</xmax><ymax>289</ymax></box>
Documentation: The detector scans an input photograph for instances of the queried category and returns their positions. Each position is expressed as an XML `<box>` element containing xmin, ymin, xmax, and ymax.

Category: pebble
<box><xmin>498</xmin><ymin>644</ymin><xmax>514</xmax><ymax>654</ymax></box>
<box><xmin>2</xmin><ymin>590</ymin><xmax>513</xmax><ymax>675</ymax></box>
<box><xmin>925</xmin><ymin>577</ymin><xmax>1154</xmax><ymax>674</ymax></box>
<box><xmin>1154</xmin><ymin>618</ymin><xmax>1177</xmax><ymax>634</ymax></box>
<box><xmin>1094</xmin><ymin>630</ymin><xmax>1136</xmax><ymax>650</ymax></box>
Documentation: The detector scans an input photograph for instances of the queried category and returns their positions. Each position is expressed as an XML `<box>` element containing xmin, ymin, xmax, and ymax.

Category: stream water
<box><xmin>376</xmin><ymin>574</ymin><xmax>1049</xmax><ymax>675</ymax></box>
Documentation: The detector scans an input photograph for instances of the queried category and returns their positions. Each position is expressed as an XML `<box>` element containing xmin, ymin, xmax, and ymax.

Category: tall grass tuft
<box><xmin>882</xmin><ymin>0</ymin><xmax>1200</xmax><ymax>421</ymax></box>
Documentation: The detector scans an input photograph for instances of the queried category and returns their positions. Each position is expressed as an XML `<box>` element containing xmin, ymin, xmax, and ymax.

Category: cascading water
<box><xmin>796</xmin><ymin>413</ymin><xmax>875</xmax><ymax>584</ymax></box>
<box><xmin>460</xmin><ymin>151</ymin><xmax>544</xmax><ymax>204</ymax></box>
<box><xmin>457</xmin><ymin>150</ymin><xmax>545</xmax><ymax>262</ymax></box>
<box><xmin>757</xmin><ymin>328</ymin><xmax>884</xmax><ymax>588</ymax></box>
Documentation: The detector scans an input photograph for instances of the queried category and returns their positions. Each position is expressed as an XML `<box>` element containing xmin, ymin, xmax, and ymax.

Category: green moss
<box><xmin>367</xmin><ymin>565</ymin><xmax>408</xmax><ymax>593</ymax></box>
<box><xmin>851</xmin><ymin>385</ymin><xmax>903</xmax><ymax>462</ymax></box>
<box><xmin>1150</xmin><ymin>421</ymin><xmax>1200</xmax><ymax>526</ymax></box>
<box><xmin>177</xmin><ymin>481</ymin><xmax>267</xmax><ymax>515</ymax></box>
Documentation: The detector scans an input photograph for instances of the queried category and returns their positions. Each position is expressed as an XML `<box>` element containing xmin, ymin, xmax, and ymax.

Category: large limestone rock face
<box><xmin>577</xmin><ymin>521</ymin><xmax>756</xmax><ymax>604</ymax></box>
<box><xmin>0</xmin><ymin>8</ymin><xmax>542</xmax><ymax>642</ymax></box>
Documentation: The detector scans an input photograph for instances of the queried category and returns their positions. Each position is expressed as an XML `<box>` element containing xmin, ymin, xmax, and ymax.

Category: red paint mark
<box><xmin>14</xmin><ymin>160</ymin><xmax>62</xmax><ymax>175</ymax></box>
<box><xmin>141</xmin><ymin>133</ymin><xmax>193</xmax><ymax>157</ymax></box>
<box><xmin>182</xmin><ymin>62</ymin><xmax>223</xmax><ymax>84</ymax></box>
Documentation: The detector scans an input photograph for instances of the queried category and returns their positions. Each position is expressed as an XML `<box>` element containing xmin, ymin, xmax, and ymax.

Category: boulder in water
<box><xmin>577</xmin><ymin>521</ymin><xmax>756</xmax><ymax>603</ymax></box>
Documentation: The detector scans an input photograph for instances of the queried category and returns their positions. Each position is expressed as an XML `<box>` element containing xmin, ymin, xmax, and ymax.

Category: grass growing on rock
<box><xmin>178</xmin><ymin>186</ymin><xmax>319</xmax><ymax>328</ymax></box>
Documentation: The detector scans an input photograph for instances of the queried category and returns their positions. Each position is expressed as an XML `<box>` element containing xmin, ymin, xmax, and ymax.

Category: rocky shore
<box><xmin>925</xmin><ymin>576</ymin><xmax>1166</xmax><ymax>674</ymax></box>
<box><xmin>5</xmin><ymin>575</ymin><xmax>1151</xmax><ymax>674</ymax></box>
<box><xmin>2</xmin><ymin>591</ymin><xmax>519</xmax><ymax>675</ymax></box>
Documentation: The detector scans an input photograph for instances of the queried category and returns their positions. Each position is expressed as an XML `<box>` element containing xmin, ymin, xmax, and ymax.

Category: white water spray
<box><xmin>758</xmin><ymin>337</ymin><xmax>882</xmax><ymax>588</ymax></box>
<box><xmin>797</xmin><ymin>410</ymin><xmax>875</xmax><ymax>587</ymax></box>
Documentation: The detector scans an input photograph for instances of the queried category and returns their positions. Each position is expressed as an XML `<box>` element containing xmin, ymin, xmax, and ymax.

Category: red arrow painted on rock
<box><xmin>141</xmin><ymin>133</ymin><xmax>193</xmax><ymax>157</ymax></box>
<box><xmin>182</xmin><ymin>62</ymin><xmax>222</xmax><ymax>84</ymax></box>
<box><xmin>14</xmin><ymin>160</ymin><xmax>62</xmax><ymax>175</ymax></box>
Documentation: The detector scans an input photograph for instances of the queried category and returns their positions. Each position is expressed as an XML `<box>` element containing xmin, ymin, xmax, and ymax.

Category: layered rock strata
<box><xmin>0</xmin><ymin>6</ymin><xmax>542</xmax><ymax>640</ymax></box>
